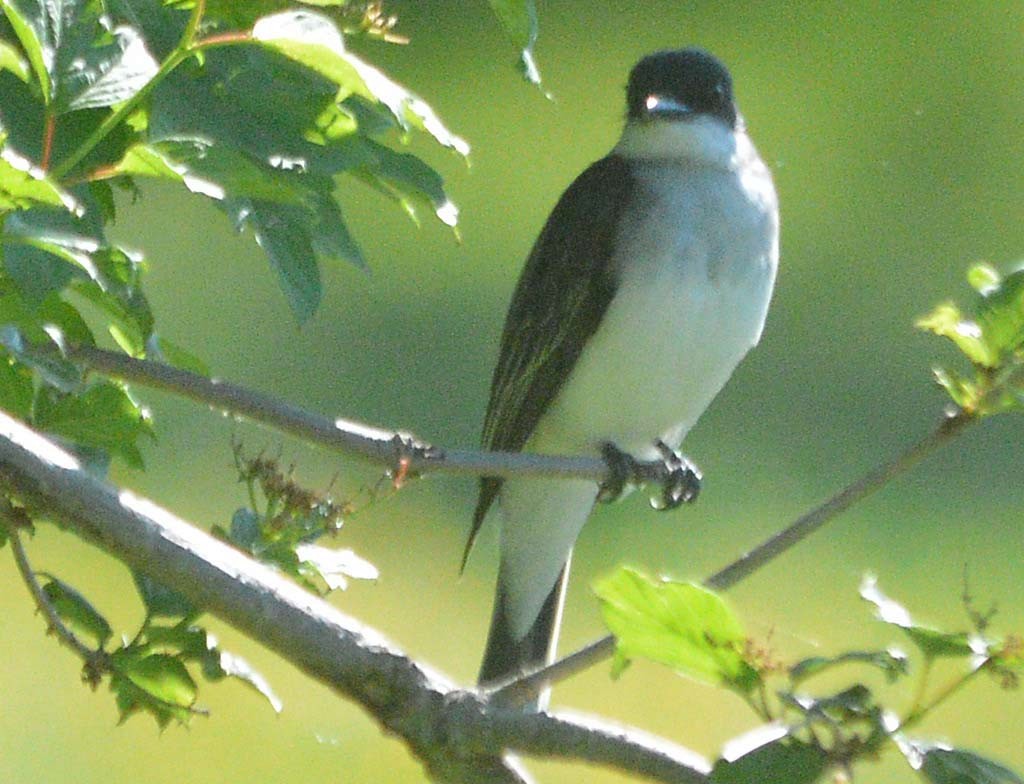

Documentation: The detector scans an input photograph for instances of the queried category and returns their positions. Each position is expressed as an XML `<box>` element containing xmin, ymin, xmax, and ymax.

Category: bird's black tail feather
<box><xmin>478</xmin><ymin>558</ymin><xmax>571</xmax><ymax>710</ymax></box>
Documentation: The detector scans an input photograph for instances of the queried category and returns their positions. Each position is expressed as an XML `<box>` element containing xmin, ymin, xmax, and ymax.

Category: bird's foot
<box><xmin>650</xmin><ymin>439</ymin><xmax>701</xmax><ymax>510</ymax></box>
<box><xmin>597</xmin><ymin>442</ymin><xmax>641</xmax><ymax>503</ymax></box>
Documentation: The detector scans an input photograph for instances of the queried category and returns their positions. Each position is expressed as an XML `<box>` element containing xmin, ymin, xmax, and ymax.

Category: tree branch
<box><xmin>0</xmin><ymin>410</ymin><xmax>709</xmax><ymax>784</ymax></box>
<box><xmin>70</xmin><ymin>345</ymin><xmax>674</xmax><ymax>485</ymax></box>
<box><xmin>493</xmin><ymin>406</ymin><xmax>976</xmax><ymax>702</ymax></box>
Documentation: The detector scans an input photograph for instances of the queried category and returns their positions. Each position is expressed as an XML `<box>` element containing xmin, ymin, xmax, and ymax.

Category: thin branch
<box><xmin>0</xmin><ymin>499</ymin><xmax>98</xmax><ymax>664</ymax></box>
<box><xmin>493</xmin><ymin>407</ymin><xmax>976</xmax><ymax>701</ymax></box>
<box><xmin>0</xmin><ymin>411</ymin><xmax>709</xmax><ymax>784</ymax></box>
<box><xmin>70</xmin><ymin>345</ymin><xmax>669</xmax><ymax>485</ymax></box>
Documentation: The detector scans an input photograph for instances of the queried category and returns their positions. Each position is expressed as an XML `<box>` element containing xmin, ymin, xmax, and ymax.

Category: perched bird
<box><xmin>465</xmin><ymin>48</ymin><xmax>779</xmax><ymax>706</ymax></box>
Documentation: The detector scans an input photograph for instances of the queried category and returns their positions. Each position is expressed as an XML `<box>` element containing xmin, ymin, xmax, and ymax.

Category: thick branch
<box><xmin>70</xmin><ymin>345</ymin><xmax>671</xmax><ymax>485</ymax></box>
<box><xmin>0</xmin><ymin>411</ymin><xmax>708</xmax><ymax>784</ymax></box>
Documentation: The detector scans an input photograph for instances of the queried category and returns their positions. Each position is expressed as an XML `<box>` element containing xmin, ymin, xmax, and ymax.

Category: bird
<box><xmin>464</xmin><ymin>48</ymin><xmax>779</xmax><ymax>708</ymax></box>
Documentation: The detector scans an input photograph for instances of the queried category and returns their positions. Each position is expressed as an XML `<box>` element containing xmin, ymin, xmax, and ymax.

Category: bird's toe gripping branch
<box><xmin>596</xmin><ymin>441</ymin><xmax>702</xmax><ymax>509</ymax></box>
<box><xmin>651</xmin><ymin>439</ymin><xmax>701</xmax><ymax>510</ymax></box>
<box><xmin>597</xmin><ymin>442</ymin><xmax>641</xmax><ymax>503</ymax></box>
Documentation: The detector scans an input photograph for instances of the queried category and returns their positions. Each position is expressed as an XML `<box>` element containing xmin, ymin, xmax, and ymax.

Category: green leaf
<box><xmin>916</xmin><ymin>303</ymin><xmax>996</xmax><ymax>367</ymax></box>
<box><xmin>790</xmin><ymin>648</ymin><xmax>909</xmax><ymax>684</ymax></box>
<box><xmin>0</xmin><ymin>40</ymin><xmax>30</xmax><ymax>82</ymax></box>
<box><xmin>40</xmin><ymin>574</ymin><xmax>112</xmax><ymax>646</ymax></box>
<box><xmin>967</xmin><ymin>262</ymin><xmax>1001</xmax><ymax>294</ymax></box>
<box><xmin>34</xmin><ymin>380</ymin><xmax>153</xmax><ymax>468</ymax></box>
<box><xmin>975</xmin><ymin>267</ymin><xmax>1024</xmax><ymax>359</ymax></box>
<box><xmin>145</xmin><ymin>334</ymin><xmax>208</xmax><ymax>376</ymax></box>
<box><xmin>133</xmin><ymin>570</ymin><xmax>196</xmax><ymax>619</ymax></box>
<box><xmin>1</xmin><ymin>0</ymin><xmax>52</xmax><ymax>102</ymax></box>
<box><xmin>899</xmin><ymin>740</ymin><xmax>1024</xmax><ymax>784</ymax></box>
<box><xmin>0</xmin><ymin>352</ymin><xmax>34</xmax><ymax>416</ymax></box>
<box><xmin>113</xmin><ymin>651</ymin><xmax>197</xmax><ymax>709</ymax></box>
<box><xmin>2</xmin><ymin>198</ymin><xmax>153</xmax><ymax>349</ymax></box>
<box><xmin>0</xmin><ymin>142</ymin><xmax>82</xmax><ymax>212</ymax></box>
<box><xmin>357</xmin><ymin>139</ymin><xmax>458</xmax><ymax>227</ymax></box>
<box><xmin>0</xmin><ymin>324</ymin><xmax>83</xmax><ymax>392</ymax></box>
<box><xmin>228</xmin><ymin>197</ymin><xmax>322</xmax><ymax>322</ymax></box>
<box><xmin>594</xmin><ymin>567</ymin><xmax>760</xmax><ymax>692</ymax></box>
<box><xmin>1</xmin><ymin>0</ymin><xmax>157</xmax><ymax>113</ymax></box>
<box><xmin>487</xmin><ymin>0</ymin><xmax>542</xmax><ymax>85</ymax></box>
<box><xmin>860</xmin><ymin>576</ymin><xmax>974</xmax><ymax>658</ymax></box>
<box><xmin>251</xmin><ymin>10</ymin><xmax>469</xmax><ymax>155</ymax></box>
<box><xmin>711</xmin><ymin>728</ymin><xmax>828</xmax><ymax>784</ymax></box>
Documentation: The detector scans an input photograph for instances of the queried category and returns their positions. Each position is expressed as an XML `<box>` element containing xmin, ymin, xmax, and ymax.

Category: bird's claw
<box><xmin>650</xmin><ymin>439</ymin><xmax>701</xmax><ymax>510</ymax></box>
<box><xmin>597</xmin><ymin>442</ymin><xmax>640</xmax><ymax>503</ymax></box>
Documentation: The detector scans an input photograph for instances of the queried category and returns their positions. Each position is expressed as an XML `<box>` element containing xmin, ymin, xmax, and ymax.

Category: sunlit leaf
<box><xmin>594</xmin><ymin>567</ymin><xmax>759</xmax><ymax>691</ymax></box>
<box><xmin>295</xmin><ymin>543</ymin><xmax>378</xmax><ymax>591</ymax></box>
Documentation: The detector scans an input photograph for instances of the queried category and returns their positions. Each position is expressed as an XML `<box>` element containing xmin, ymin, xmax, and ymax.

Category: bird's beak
<box><xmin>643</xmin><ymin>94</ymin><xmax>693</xmax><ymax>119</ymax></box>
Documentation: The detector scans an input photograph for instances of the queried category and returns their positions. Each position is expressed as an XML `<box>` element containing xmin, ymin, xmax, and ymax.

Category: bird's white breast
<box><xmin>531</xmin><ymin>126</ymin><xmax>778</xmax><ymax>458</ymax></box>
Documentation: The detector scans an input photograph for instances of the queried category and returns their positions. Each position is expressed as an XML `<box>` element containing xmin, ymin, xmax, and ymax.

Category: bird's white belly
<box><xmin>533</xmin><ymin>253</ymin><xmax>772</xmax><ymax>458</ymax></box>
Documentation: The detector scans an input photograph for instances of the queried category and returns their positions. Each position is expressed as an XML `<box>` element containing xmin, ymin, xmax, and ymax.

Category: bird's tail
<box><xmin>478</xmin><ymin>557</ymin><xmax>571</xmax><ymax>710</ymax></box>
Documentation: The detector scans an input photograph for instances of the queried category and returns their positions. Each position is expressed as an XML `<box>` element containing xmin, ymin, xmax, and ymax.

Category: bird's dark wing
<box><xmin>462</xmin><ymin>154</ymin><xmax>635</xmax><ymax>567</ymax></box>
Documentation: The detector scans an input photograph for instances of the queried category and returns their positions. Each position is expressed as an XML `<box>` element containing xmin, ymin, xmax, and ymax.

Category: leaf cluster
<box><xmin>213</xmin><ymin>441</ymin><xmax>378</xmax><ymax>593</ymax></box>
<box><xmin>594</xmin><ymin>567</ymin><xmax>1024</xmax><ymax>784</ymax></box>
<box><xmin>0</xmin><ymin>0</ymin><xmax>468</xmax><ymax>478</ymax></box>
<box><xmin>35</xmin><ymin>568</ymin><xmax>280</xmax><ymax>728</ymax></box>
<box><xmin>918</xmin><ymin>263</ymin><xmax>1024</xmax><ymax>415</ymax></box>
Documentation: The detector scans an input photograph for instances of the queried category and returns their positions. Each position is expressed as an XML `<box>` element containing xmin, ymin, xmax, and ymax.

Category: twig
<box><xmin>493</xmin><ymin>407</ymin><xmax>976</xmax><ymax>701</ymax></box>
<box><xmin>0</xmin><ymin>412</ymin><xmax>709</xmax><ymax>784</ymax></box>
<box><xmin>0</xmin><ymin>499</ymin><xmax>100</xmax><ymax>665</ymax></box>
<box><xmin>70</xmin><ymin>345</ymin><xmax>669</xmax><ymax>485</ymax></box>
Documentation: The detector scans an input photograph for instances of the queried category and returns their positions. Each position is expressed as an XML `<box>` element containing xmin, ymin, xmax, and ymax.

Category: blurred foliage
<box><xmin>598</xmin><ymin>568</ymin><xmax>1024</xmax><ymax>783</ymax></box>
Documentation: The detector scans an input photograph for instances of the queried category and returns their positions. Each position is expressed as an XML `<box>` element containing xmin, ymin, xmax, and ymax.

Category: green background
<box><xmin>2</xmin><ymin>2</ymin><xmax>1023</xmax><ymax>782</ymax></box>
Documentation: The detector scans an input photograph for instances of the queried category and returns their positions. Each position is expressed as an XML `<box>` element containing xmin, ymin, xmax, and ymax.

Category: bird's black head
<box><xmin>626</xmin><ymin>48</ymin><xmax>737</xmax><ymax>128</ymax></box>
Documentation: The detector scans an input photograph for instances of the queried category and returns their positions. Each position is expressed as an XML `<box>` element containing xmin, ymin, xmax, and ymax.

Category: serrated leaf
<box><xmin>1</xmin><ymin>0</ymin><xmax>157</xmax><ymax>113</ymax></box>
<box><xmin>861</xmin><ymin>576</ymin><xmax>974</xmax><ymax>658</ymax></box>
<box><xmin>40</xmin><ymin>574</ymin><xmax>112</xmax><ymax>646</ymax></box>
<box><xmin>225</xmin><ymin>197</ymin><xmax>323</xmax><ymax>323</ymax></box>
<box><xmin>294</xmin><ymin>543</ymin><xmax>377</xmax><ymax>591</ymax></box>
<box><xmin>711</xmin><ymin>728</ymin><xmax>828</xmax><ymax>784</ymax></box>
<box><xmin>114</xmin><ymin>652</ymin><xmax>197</xmax><ymax>708</ymax></box>
<box><xmin>594</xmin><ymin>567</ymin><xmax>760</xmax><ymax>692</ymax></box>
<box><xmin>64</xmin><ymin>24</ymin><xmax>159</xmax><ymax>111</ymax></box>
<box><xmin>357</xmin><ymin>139</ymin><xmax>458</xmax><ymax>226</ymax></box>
<box><xmin>487</xmin><ymin>0</ymin><xmax>542</xmax><ymax>85</ymax></box>
<box><xmin>252</xmin><ymin>10</ymin><xmax>468</xmax><ymax>156</ymax></box>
